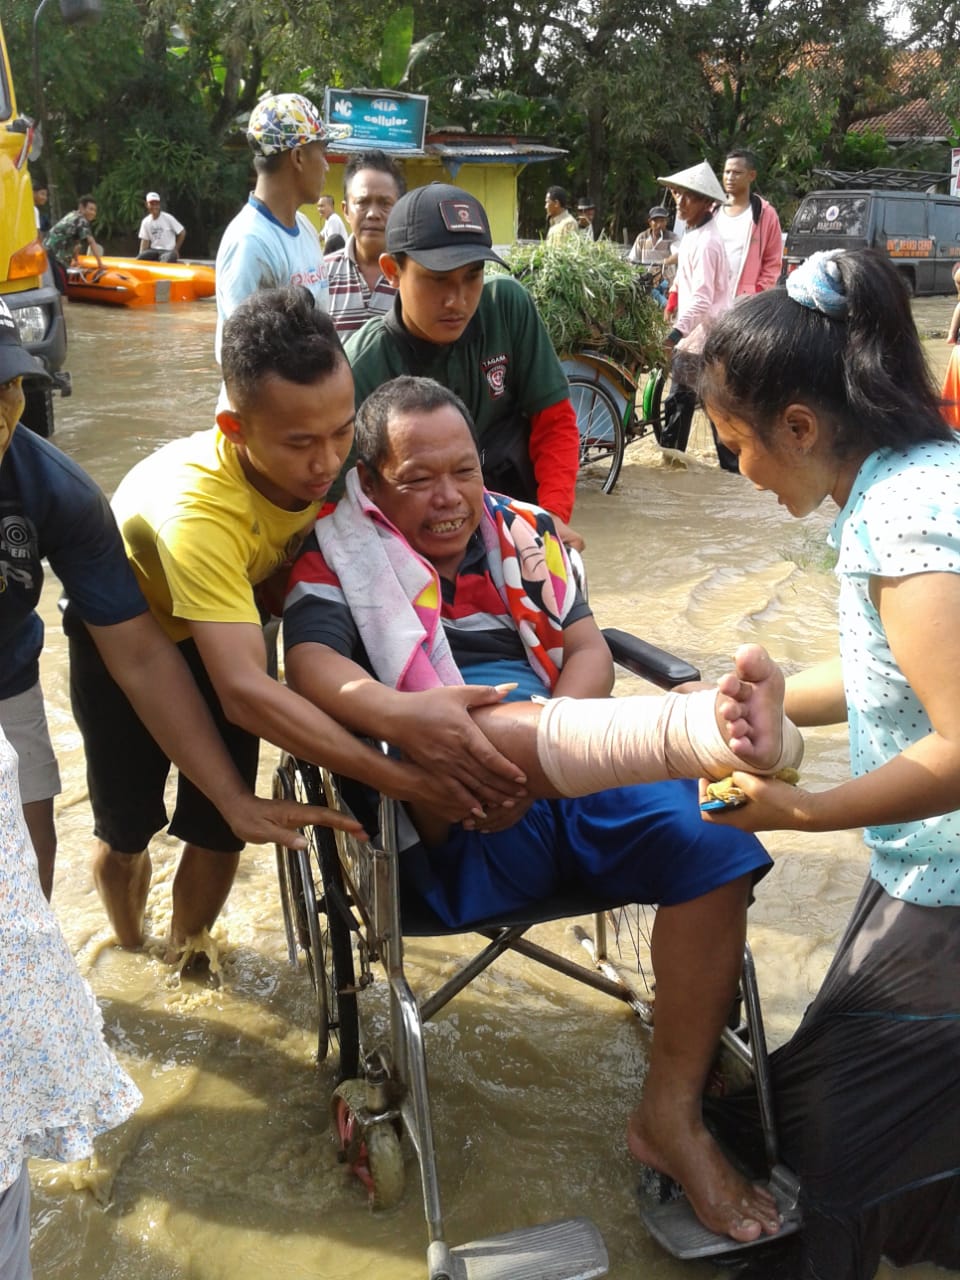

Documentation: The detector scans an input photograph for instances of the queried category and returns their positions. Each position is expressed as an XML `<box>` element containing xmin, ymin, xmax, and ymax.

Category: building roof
<box><xmin>427</xmin><ymin>140</ymin><xmax>563</xmax><ymax>160</ymax></box>
<box><xmin>328</xmin><ymin>130</ymin><xmax>566</xmax><ymax>168</ymax></box>
<box><xmin>849</xmin><ymin>97</ymin><xmax>952</xmax><ymax>144</ymax></box>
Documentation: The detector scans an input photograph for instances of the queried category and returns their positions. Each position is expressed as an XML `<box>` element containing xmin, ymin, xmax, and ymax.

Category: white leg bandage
<box><xmin>536</xmin><ymin>690</ymin><xmax>803</xmax><ymax>799</ymax></box>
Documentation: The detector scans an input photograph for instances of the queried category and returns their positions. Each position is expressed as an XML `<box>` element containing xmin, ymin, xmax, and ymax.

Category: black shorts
<box><xmin>65</xmin><ymin>607</ymin><xmax>259</xmax><ymax>854</ymax></box>
<box><xmin>50</xmin><ymin>257</ymin><xmax>68</xmax><ymax>295</ymax></box>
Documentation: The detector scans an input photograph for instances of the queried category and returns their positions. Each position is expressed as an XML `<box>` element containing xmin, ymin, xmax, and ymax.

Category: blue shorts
<box><xmin>402</xmin><ymin>779</ymin><xmax>771</xmax><ymax>927</ymax></box>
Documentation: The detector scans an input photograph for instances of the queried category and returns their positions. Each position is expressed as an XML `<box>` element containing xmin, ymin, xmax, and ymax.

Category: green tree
<box><xmin>4</xmin><ymin>0</ymin><xmax>942</xmax><ymax>253</ymax></box>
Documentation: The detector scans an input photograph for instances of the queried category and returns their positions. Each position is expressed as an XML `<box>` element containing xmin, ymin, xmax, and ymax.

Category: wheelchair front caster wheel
<box><xmin>332</xmin><ymin>1079</ymin><xmax>405</xmax><ymax>1210</ymax></box>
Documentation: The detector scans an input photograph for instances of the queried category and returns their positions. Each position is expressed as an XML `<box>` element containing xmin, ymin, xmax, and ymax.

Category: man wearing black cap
<box><xmin>628</xmin><ymin>206</ymin><xmax>679</xmax><ymax>307</ymax></box>
<box><xmin>0</xmin><ymin>296</ymin><xmax>339</xmax><ymax>902</ymax></box>
<box><xmin>575</xmin><ymin>197</ymin><xmax>597</xmax><ymax>240</ymax></box>
<box><xmin>344</xmin><ymin>183</ymin><xmax>584</xmax><ymax>548</ymax></box>
<box><xmin>628</xmin><ymin>206</ymin><xmax>678</xmax><ymax>273</ymax></box>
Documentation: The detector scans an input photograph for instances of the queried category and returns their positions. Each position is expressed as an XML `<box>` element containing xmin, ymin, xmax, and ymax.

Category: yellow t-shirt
<box><xmin>112</xmin><ymin>428</ymin><xmax>320</xmax><ymax>643</ymax></box>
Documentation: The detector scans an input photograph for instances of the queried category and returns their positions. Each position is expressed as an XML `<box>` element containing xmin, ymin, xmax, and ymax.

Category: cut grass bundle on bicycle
<box><xmin>496</xmin><ymin>237</ymin><xmax>668</xmax><ymax>493</ymax></box>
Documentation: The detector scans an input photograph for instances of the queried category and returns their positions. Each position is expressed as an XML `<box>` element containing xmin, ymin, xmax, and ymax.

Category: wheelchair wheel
<box><xmin>607</xmin><ymin>903</ymin><xmax>656</xmax><ymax>1007</ymax></box>
<box><xmin>608</xmin><ymin>901</ymin><xmax>752</xmax><ymax>1093</ymax></box>
<box><xmin>273</xmin><ymin>757</ymin><xmax>361</xmax><ymax>1080</ymax></box>
<box><xmin>568</xmin><ymin>373</ymin><xmax>625</xmax><ymax>494</ymax></box>
<box><xmin>332</xmin><ymin>1079</ymin><xmax>405</xmax><ymax>1210</ymax></box>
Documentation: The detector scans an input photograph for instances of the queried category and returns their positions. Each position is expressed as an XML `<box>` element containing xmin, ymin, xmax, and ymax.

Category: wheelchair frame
<box><xmin>273</xmin><ymin>629</ymin><xmax>801</xmax><ymax>1277</ymax></box>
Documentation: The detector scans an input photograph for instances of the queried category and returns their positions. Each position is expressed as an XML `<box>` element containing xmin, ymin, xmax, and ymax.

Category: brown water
<box><xmin>27</xmin><ymin>296</ymin><xmax>960</xmax><ymax>1279</ymax></box>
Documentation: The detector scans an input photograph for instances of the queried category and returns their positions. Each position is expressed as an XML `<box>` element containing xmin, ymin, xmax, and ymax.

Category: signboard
<box><xmin>324</xmin><ymin>88</ymin><xmax>428</xmax><ymax>152</ymax></box>
<box><xmin>952</xmin><ymin>147</ymin><xmax>960</xmax><ymax>198</ymax></box>
<box><xmin>886</xmin><ymin>237</ymin><xmax>934</xmax><ymax>258</ymax></box>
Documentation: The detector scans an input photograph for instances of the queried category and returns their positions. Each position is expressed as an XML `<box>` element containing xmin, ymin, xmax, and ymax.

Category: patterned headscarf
<box><xmin>786</xmin><ymin>249</ymin><xmax>848</xmax><ymax>319</ymax></box>
<box><xmin>246</xmin><ymin>93</ymin><xmax>327</xmax><ymax>155</ymax></box>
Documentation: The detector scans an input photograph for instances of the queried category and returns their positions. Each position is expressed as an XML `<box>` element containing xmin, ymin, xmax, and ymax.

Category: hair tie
<box><xmin>786</xmin><ymin>249</ymin><xmax>848</xmax><ymax>318</ymax></box>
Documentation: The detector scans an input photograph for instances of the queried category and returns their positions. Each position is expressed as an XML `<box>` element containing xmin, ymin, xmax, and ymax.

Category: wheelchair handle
<box><xmin>602</xmin><ymin>628</ymin><xmax>701</xmax><ymax>689</ymax></box>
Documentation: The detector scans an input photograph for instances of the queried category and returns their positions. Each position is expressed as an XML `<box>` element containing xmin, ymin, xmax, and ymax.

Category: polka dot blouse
<box><xmin>829</xmin><ymin>437</ymin><xmax>960</xmax><ymax>907</ymax></box>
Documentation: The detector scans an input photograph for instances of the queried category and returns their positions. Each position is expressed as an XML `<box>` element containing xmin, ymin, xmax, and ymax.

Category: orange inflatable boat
<box><xmin>66</xmin><ymin>256</ymin><xmax>216</xmax><ymax>306</ymax></box>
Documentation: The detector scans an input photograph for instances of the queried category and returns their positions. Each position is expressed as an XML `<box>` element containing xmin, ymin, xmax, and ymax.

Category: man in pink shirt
<box><xmin>656</xmin><ymin>161</ymin><xmax>736</xmax><ymax>468</ymax></box>
<box><xmin>718</xmin><ymin>149</ymin><xmax>782</xmax><ymax>297</ymax></box>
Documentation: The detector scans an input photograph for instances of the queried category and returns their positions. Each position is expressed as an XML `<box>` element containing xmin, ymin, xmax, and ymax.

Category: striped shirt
<box><xmin>283</xmin><ymin>525</ymin><xmax>590</xmax><ymax>692</ymax></box>
<box><xmin>325</xmin><ymin>236</ymin><xmax>397</xmax><ymax>335</ymax></box>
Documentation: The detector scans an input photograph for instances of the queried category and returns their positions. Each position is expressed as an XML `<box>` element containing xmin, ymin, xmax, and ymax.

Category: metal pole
<box><xmin>31</xmin><ymin>0</ymin><xmax>57</xmax><ymax>217</ymax></box>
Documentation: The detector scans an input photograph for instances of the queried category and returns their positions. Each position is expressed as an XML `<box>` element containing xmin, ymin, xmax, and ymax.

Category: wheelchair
<box><xmin>273</xmin><ymin>629</ymin><xmax>801</xmax><ymax>1278</ymax></box>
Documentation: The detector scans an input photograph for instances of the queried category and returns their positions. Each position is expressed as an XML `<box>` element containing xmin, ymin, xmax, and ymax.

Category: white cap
<box><xmin>655</xmin><ymin>161</ymin><xmax>726</xmax><ymax>204</ymax></box>
<box><xmin>145</xmin><ymin>191</ymin><xmax>161</xmax><ymax>202</ymax></box>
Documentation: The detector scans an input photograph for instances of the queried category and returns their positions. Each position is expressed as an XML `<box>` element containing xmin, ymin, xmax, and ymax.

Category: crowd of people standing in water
<box><xmin>2</xmin><ymin>84</ymin><xmax>960</xmax><ymax>1280</ymax></box>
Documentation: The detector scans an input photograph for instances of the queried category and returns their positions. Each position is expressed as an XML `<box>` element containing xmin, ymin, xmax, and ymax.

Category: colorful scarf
<box><xmin>314</xmin><ymin>470</ymin><xmax>577</xmax><ymax>693</ymax></box>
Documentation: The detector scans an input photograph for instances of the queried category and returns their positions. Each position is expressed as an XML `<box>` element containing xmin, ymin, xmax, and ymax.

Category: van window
<box><xmin>792</xmin><ymin>196</ymin><xmax>868</xmax><ymax>237</ymax></box>
<box><xmin>930</xmin><ymin>202</ymin><xmax>960</xmax><ymax>255</ymax></box>
<box><xmin>882</xmin><ymin>201</ymin><xmax>925</xmax><ymax>236</ymax></box>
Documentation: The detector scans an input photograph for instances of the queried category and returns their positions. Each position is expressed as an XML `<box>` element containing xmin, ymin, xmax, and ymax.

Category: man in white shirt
<box><xmin>137</xmin><ymin>192</ymin><xmax>186</xmax><ymax>263</ymax></box>
<box><xmin>318</xmin><ymin>194</ymin><xmax>348</xmax><ymax>249</ymax></box>
<box><xmin>214</xmin><ymin>93</ymin><xmax>339</xmax><ymax>366</ymax></box>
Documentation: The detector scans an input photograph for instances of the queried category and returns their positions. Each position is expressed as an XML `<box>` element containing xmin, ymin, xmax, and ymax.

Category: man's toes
<box><xmin>734</xmin><ymin>642</ymin><xmax>775</xmax><ymax>684</ymax></box>
<box><xmin>726</xmin><ymin>1213</ymin><xmax>764</xmax><ymax>1244</ymax></box>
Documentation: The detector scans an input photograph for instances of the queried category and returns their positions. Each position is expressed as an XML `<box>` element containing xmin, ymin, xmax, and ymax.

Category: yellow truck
<box><xmin>1</xmin><ymin>12</ymin><xmax>71</xmax><ymax>435</ymax></box>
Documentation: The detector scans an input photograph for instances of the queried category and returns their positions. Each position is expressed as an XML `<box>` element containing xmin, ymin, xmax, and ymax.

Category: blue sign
<box><xmin>324</xmin><ymin>88</ymin><xmax>429</xmax><ymax>152</ymax></box>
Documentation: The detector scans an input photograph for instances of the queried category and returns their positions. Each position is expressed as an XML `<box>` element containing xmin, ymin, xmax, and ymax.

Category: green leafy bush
<box><xmin>497</xmin><ymin>235</ymin><xmax>665</xmax><ymax>373</ymax></box>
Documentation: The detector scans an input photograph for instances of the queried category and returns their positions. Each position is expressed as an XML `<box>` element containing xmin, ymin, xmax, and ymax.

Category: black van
<box><xmin>781</xmin><ymin>189</ymin><xmax>960</xmax><ymax>295</ymax></box>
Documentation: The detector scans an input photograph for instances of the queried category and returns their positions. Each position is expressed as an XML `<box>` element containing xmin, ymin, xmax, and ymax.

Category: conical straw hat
<box><xmin>655</xmin><ymin>160</ymin><xmax>726</xmax><ymax>204</ymax></box>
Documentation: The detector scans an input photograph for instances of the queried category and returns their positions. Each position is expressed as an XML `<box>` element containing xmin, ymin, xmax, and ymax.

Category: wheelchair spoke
<box><xmin>272</xmin><ymin>755</ymin><xmax>361</xmax><ymax>1080</ymax></box>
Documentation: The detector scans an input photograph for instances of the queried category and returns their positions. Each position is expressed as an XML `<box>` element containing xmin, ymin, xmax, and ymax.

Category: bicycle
<box><xmin>566</xmin><ymin>350</ymin><xmax>669</xmax><ymax>494</ymax></box>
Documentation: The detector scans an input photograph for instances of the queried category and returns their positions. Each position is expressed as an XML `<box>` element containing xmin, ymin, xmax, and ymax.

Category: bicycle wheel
<box><xmin>274</xmin><ymin>756</ymin><xmax>361</xmax><ymax>1080</ymax></box>
<box><xmin>568</xmin><ymin>374</ymin><xmax>626</xmax><ymax>494</ymax></box>
<box><xmin>639</xmin><ymin>367</ymin><xmax>668</xmax><ymax>444</ymax></box>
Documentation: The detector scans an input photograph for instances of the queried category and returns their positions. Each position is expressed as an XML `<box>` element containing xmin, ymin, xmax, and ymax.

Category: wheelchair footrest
<box><xmin>639</xmin><ymin>1163</ymin><xmax>802</xmax><ymax>1260</ymax></box>
<box><xmin>428</xmin><ymin>1217</ymin><xmax>608</xmax><ymax>1279</ymax></box>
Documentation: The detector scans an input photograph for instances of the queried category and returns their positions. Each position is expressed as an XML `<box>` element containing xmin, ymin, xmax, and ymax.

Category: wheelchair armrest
<box><xmin>601</xmin><ymin>627</ymin><xmax>701</xmax><ymax>690</ymax></box>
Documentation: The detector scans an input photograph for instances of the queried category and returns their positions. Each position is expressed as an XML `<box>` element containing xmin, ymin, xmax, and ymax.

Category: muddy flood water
<box><xmin>24</xmin><ymin>295</ymin><xmax>960</xmax><ymax>1280</ymax></box>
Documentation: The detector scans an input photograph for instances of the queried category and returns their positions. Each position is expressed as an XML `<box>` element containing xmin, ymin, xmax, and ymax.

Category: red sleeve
<box><xmin>757</xmin><ymin>202</ymin><xmax>783</xmax><ymax>292</ymax></box>
<box><xmin>528</xmin><ymin>398</ymin><xmax>580</xmax><ymax>522</ymax></box>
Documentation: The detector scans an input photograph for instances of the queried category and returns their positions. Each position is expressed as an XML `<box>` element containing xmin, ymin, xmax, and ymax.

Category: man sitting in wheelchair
<box><xmin>282</xmin><ymin>374</ymin><xmax>802</xmax><ymax>1247</ymax></box>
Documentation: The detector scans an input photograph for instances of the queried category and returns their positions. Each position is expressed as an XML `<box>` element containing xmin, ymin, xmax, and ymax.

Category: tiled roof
<box><xmin>849</xmin><ymin>98</ymin><xmax>952</xmax><ymax>141</ymax></box>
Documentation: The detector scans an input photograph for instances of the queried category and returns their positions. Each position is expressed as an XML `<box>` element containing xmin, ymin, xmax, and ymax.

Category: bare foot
<box><xmin>628</xmin><ymin>1103</ymin><xmax>781</xmax><ymax>1242</ymax></box>
<box><xmin>92</xmin><ymin>842</ymin><xmax>152</xmax><ymax>948</ymax></box>
<box><xmin>715</xmin><ymin>644</ymin><xmax>796</xmax><ymax>774</ymax></box>
<box><xmin>164</xmin><ymin>928</ymin><xmax>222</xmax><ymax>986</ymax></box>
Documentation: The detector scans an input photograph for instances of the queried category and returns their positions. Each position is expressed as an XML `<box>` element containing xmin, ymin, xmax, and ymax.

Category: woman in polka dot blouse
<box><xmin>694</xmin><ymin>249</ymin><xmax>960</xmax><ymax>1280</ymax></box>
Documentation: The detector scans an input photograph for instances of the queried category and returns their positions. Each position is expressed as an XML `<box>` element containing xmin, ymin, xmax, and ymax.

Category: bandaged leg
<box><xmin>536</xmin><ymin>689</ymin><xmax>803</xmax><ymax>799</ymax></box>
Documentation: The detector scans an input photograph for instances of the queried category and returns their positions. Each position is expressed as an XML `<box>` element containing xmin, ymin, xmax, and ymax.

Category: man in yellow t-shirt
<box><xmin>69</xmin><ymin>286</ymin><xmax>525</xmax><ymax>955</ymax></box>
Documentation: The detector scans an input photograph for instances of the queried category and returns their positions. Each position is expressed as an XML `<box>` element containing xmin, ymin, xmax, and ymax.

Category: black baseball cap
<box><xmin>0</xmin><ymin>299</ymin><xmax>50</xmax><ymax>384</ymax></box>
<box><xmin>385</xmin><ymin>183</ymin><xmax>507</xmax><ymax>271</ymax></box>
